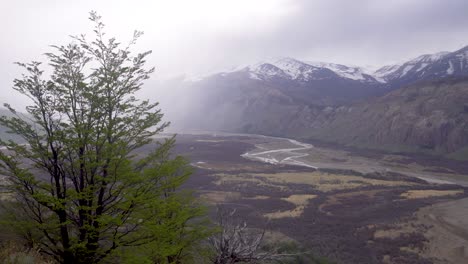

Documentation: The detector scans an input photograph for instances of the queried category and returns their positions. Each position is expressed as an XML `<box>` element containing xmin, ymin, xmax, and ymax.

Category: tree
<box><xmin>207</xmin><ymin>206</ymin><xmax>324</xmax><ymax>264</ymax></box>
<box><xmin>209</xmin><ymin>207</ymin><xmax>267</xmax><ymax>264</ymax></box>
<box><xmin>209</xmin><ymin>206</ymin><xmax>298</xmax><ymax>264</ymax></box>
<box><xmin>0</xmin><ymin>12</ymin><xmax>208</xmax><ymax>264</ymax></box>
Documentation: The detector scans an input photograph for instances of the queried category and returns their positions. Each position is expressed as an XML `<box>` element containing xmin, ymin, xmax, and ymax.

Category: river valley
<box><xmin>159</xmin><ymin>132</ymin><xmax>468</xmax><ymax>264</ymax></box>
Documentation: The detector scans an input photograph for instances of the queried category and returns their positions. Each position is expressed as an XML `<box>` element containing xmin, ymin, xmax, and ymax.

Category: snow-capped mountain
<box><xmin>177</xmin><ymin>45</ymin><xmax>468</xmax><ymax>89</ymax></box>
<box><xmin>226</xmin><ymin>45</ymin><xmax>468</xmax><ymax>88</ymax></box>
<box><xmin>375</xmin><ymin>46</ymin><xmax>468</xmax><ymax>87</ymax></box>
<box><xmin>375</xmin><ymin>52</ymin><xmax>450</xmax><ymax>81</ymax></box>
<box><xmin>233</xmin><ymin>57</ymin><xmax>383</xmax><ymax>84</ymax></box>
<box><xmin>238</xmin><ymin>57</ymin><xmax>337</xmax><ymax>82</ymax></box>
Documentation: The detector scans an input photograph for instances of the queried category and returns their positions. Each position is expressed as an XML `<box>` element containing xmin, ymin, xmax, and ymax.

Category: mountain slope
<box><xmin>160</xmin><ymin>71</ymin><xmax>318</xmax><ymax>133</ymax></box>
<box><xmin>306</xmin><ymin>78</ymin><xmax>468</xmax><ymax>155</ymax></box>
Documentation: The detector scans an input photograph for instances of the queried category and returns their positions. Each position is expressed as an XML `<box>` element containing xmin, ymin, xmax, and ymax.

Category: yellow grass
<box><xmin>264</xmin><ymin>194</ymin><xmax>316</xmax><ymax>219</ymax></box>
<box><xmin>253</xmin><ymin>171</ymin><xmax>414</xmax><ymax>192</ymax></box>
<box><xmin>213</xmin><ymin>173</ymin><xmax>282</xmax><ymax>189</ymax></box>
<box><xmin>199</xmin><ymin>191</ymin><xmax>241</xmax><ymax>204</ymax></box>
<box><xmin>374</xmin><ymin>228</ymin><xmax>408</xmax><ymax>239</ymax></box>
<box><xmin>264</xmin><ymin>207</ymin><xmax>305</xmax><ymax>219</ymax></box>
<box><xmin>400</xmin><ymin>189</ymin><xmax>464</xmax><ymax>199</ymax></box>
<box><xmin>212</xmin><ymin>171</ymin><xmax>414</xmax><ymax>192</ymax></box>
<box><xmin>281</xmin><ymin>194</ymin><xmax>317</xmax><ymax>206</ymax></box>
<box><xmin>246</xmin><ymin>195</ymin><xmax>270</xmax><ymax>200</ymax></box>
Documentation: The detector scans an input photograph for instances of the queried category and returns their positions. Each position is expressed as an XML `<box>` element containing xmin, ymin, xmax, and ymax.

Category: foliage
<box><xmin>0</xmin><ymin>12</ymin><xmax>208</xmax><ymax>264</ymax></box>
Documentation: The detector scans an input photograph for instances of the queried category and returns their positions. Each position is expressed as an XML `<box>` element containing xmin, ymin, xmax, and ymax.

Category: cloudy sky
<box><xmin>1</xmin><ymin>0</ymin><xmax>468</xmax><ymax>107</ymax></box>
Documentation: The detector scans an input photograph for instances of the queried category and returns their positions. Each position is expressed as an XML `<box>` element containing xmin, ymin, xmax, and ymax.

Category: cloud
<box><xmin>1</xmin><ymin>0</ymin><xmax>468</xmax><ymax>108</ymax></box>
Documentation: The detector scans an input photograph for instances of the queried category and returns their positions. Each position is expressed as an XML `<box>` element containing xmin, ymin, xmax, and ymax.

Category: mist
<box><xmin>2</xmin><ymin>0</ymin><xmax>468</xmax><ymax>111</ymax></box>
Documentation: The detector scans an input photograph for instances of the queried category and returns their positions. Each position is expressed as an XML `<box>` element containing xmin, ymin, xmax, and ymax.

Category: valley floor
<box><xmin>155</xmin><ymin>133</ymin><xmax>468</xmax><ymax>264</ymax></box>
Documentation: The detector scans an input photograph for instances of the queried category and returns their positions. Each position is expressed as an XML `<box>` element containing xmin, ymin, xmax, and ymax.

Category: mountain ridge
<box><xmin>177</xmin><ymin>45</ymin><xmax>468</xmax><ymax>87</ymax></box>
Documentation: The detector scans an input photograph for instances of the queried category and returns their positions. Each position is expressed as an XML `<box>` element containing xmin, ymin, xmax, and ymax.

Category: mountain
<box><xmin>158</xmin><ymin>71</ymin><xmax>320</xmax><ymax>133</ymax></box>
<box><xmin>237</xmin><ymin>57</ymin><xmax>382</xmax><ymax>84</ymax></box>
<box><xmin>190</xmin><ymin>45</ymin><xmax>468</xmax><ymax>89</ymax></box>
<box><xmin>205</xmin><ymin>57</ymin><xmax>386</xmax><ymax>104</ymax></box>
<box><xmin>306</xmin><ymin>61</ymin><xmax>382</xmax><ymax>83</ymax></box>
<box><xmin>375</xmin><ymin>46</ymin><xmax>468</xmax><ymax>88</ymax></box>
<box><xmin>155</xmin><ymin>46</ymin><xmax>468</xmax><ymax>158</ymax></box>
<box><xmin>157</xmin><ymin>57</ymin><xmax>387</xmax><ymax>133</ymax></box>
<box><xmin>305</xmin><ymin>78</ymin><xmax>468</xmax><ymax>156</ymax></box>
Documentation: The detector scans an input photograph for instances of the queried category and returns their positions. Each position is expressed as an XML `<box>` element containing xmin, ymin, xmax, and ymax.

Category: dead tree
<box><xmin>209</xmin><ymin>206</ymin><xmax>288</xmax><ymax>264</ymax></box>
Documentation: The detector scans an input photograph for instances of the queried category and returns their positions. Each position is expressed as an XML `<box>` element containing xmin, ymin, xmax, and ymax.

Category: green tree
<box><xmin>0</xmin><ymin>12</ymin><xmax>208</xmax><ymax>264</ymax></box>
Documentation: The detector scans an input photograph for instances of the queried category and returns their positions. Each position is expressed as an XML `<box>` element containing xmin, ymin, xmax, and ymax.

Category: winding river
<box><xmin>241</xmin><ymin>138</ymin><xmax>318</xmax><ymax>169</ymax></box>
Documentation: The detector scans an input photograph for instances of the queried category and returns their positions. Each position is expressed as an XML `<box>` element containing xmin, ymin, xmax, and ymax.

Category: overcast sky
<box><xmin>2</xmin><ymin>0</ymin><xmax>468</xmax><ymax>107</ymax></box>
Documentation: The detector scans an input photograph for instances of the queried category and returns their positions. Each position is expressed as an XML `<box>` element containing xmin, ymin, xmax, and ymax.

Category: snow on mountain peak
<box><xmin>246</xmin><ymin>57</ymin><xmax>320</xmax><ymax>80</ymax></box>
<box><xmin>410</xmin><ymin>51</ymin><xmax>449</xmax><ymax>63</ymax></box>
<box><xmin>306</xmin><ymin>61</ymin><xmax>380</xmax><ymax>82</ymax></box>
<box><xmin>274</xmin><ymin>58</ymin><xmax>318</xmax><ymax>79</ymax></box>
<box><xmin>248</xmin><ymin>62</ymin><xmax>288</xmax><ymax>78</ymax></box>
<box><xmin>374</xmin><ymin>51</ymin><xmax>451</xmax><ymax>81</ymax></box>
<box><xmin>184</xmin><ymin>46</ymin><xmax>468</xmax><ymax>85</ymax></box>
<box><xmin>242</xmin><ymin>57</ymin><xmax>385</xmax><ymax>83</ymax></box>
<box><xmin>373</xmin><ymin>64</ymin><xmax>400</xmax><ymax>80</ymax></box>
